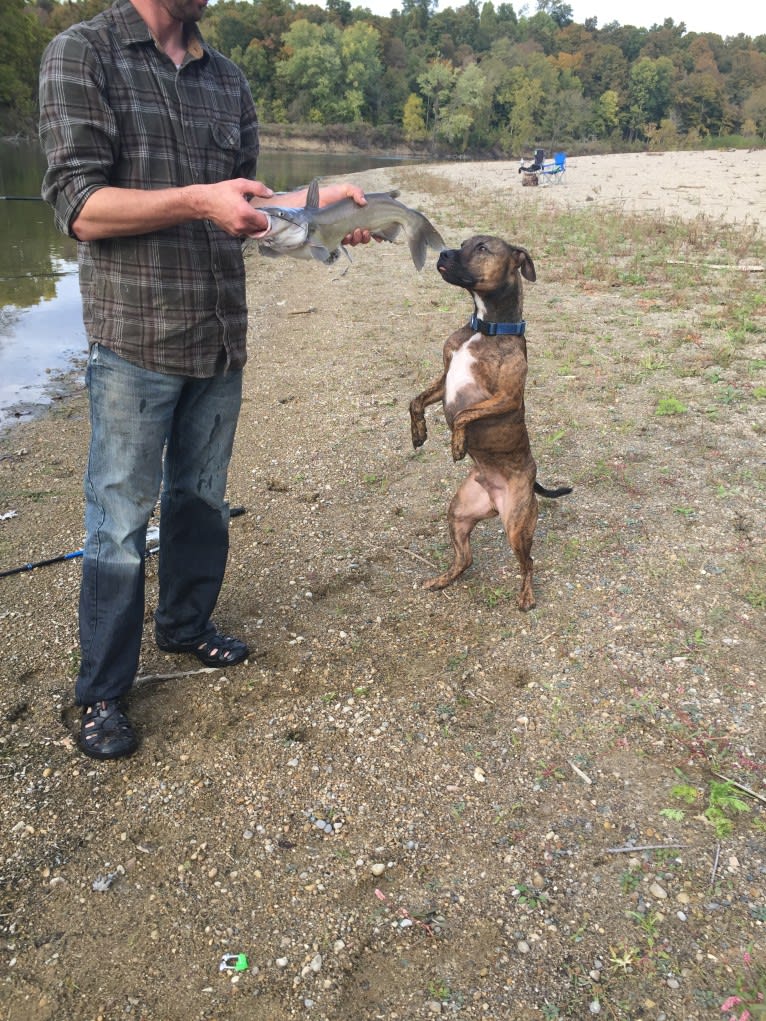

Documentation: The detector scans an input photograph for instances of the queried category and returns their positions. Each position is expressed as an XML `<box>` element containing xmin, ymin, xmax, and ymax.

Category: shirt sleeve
<box><xmin>38</xmin><ymin>30</ymin><xmax>118</xmax><ymax>237</ymax></box>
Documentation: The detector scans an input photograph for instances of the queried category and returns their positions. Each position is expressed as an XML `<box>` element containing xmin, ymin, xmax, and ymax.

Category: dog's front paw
<box><xmin>410</xmin><ymin>416</ymin><xmax>428</xmax><ymax>449</ymax></box>
<box><xmin>451</xmin><ymin>432</ymin><xmax>467</xmax><ymax>461</ymax></box>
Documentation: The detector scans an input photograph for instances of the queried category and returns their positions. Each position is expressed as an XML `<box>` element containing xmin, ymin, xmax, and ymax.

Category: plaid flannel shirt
<box><xmin>38</xmin><ymin>0</ymin><xmax>260</xmax><ymax>376</ymax></box>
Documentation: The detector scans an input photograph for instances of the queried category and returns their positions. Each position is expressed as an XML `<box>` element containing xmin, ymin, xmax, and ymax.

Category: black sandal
<box><xmin>80</xmin><ymin>701</ymin><xmax>138</xmax><ymax>761</ymax></box>
<box><xmin>156</xmin><ymin>629</ymin><xmax>249</xmax><ymax>667</ymax></box>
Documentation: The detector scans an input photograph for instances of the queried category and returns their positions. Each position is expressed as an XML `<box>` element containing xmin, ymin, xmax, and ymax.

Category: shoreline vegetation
<box><xmin>5</xmin><ymin>123</ymin><xmax>766</xmax><ymax>158</ymax></box>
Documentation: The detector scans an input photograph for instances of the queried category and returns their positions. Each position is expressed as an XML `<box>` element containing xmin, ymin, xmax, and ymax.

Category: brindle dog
<box><xmin>410</xmin><ymin>236</ymin><xmax>571</xmax><ymax>610</ymax></box>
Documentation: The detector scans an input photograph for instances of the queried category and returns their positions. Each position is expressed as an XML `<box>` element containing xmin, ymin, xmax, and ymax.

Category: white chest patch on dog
<box><xmin>445</xmin><ymin>333</ymin><xmax>482</xmax><ymax>407</ymax></box>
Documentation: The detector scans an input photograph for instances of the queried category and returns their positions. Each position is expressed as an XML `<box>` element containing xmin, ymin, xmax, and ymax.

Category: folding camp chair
<box><xmin>518</xmin><ymin>147</ymin><xmax>546</xmax><ymax>186</ymax></box>
<box><xmin>540</xmin><ymin>151</ymin><xmax>567</xmax><ymax>184</ymax></box>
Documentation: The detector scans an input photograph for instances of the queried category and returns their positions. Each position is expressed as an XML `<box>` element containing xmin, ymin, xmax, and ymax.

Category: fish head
<box><xmin>255</xmin><ymin>207</ymin><xmax>310</xmax><ymax>256</ymax></box>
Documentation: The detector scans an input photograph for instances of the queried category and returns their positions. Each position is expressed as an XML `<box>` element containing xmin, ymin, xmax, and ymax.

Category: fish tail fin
<box><xmin>408</xmin><ymin>216</ymin><xmax>447</xmax><ymax>270</ymax></box>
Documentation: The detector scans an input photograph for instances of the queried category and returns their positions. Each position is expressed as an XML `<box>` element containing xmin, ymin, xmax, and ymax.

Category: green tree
<box><xmin>625</xmin><ymin>55</ymin><xmax>674</xmax><ymax>140</ymax></box>
<box><xmin>401</xmin><ymin>0</ymin><xmax>438</xmax><ymax>33</ymax></box>
<box><xmin>536</xmin><ymin>0</ymin><xmax>573</xmax><ymax>29</ymax></box>
<box><xmin>417</xmin><ymin>60</ymin><xmax>457</xmax><ymax>134</ymax></box>
<box><xmin>1</xmin><ymin>0</ymin><xmax>46</xmax><ymax>130</ymax></box>
<box><xmin>277</xmin><ymin>20</ymin><xmax>347</xmax><ymax>122</ymax></box>
<box><xmin>504</xmin><ymin>67</ymin><xmax>545</xmax><ymax>152</ymax></box>
<box><xmin>743</xmin><ymin>82</ymin><xmax>766</xmax><ymax>138</ymax></box>
<box><xmin>438</xmin><ymin>62</ymin><xmax>489</xmax><ymax>150</ymax></box>
<box><xmin>341</xmin><ymin>21</ymin><xmax>384</xmax><ymax>120</ymax></box>
<box><xmin>275</xmin><ymin>18</ymin><xmax>382</xmax><ymax>124</ymax></box>
<box><xmin>402</xmin><ymin>93</ymin><xmax>427</xmax><ymax>140</ymax></box>
<box><xmin>590</xmin><ymin>88</ymin><xmax>620</xmax><ymax>137</ymax></box>
<box><xmin>674</xmin><ymin>70</ymin><xmax>730</xmax><ymax>136</ymax></box>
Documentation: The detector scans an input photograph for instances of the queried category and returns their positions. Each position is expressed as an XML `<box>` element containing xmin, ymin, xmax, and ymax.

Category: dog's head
<box><xmin>436</xmin><ymin>236</ymin><xmax>536</xmax><ymax>294</ymax></box>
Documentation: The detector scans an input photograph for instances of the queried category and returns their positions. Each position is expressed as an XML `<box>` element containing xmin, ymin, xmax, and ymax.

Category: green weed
<box><xmin>655</xmin><ymin>396</ymin><xmax>688</xmax><ymax>416</ymax></box>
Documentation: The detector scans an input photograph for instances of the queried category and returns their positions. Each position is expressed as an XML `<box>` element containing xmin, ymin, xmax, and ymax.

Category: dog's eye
<box><xmin>475</xmin><ymin>242</ymin><xmax>487</xmax><ymax>253</ymax></box>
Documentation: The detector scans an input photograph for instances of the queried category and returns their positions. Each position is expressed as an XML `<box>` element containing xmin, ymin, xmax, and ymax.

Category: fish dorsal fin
<box><xmin>305</xmin><ymin>178</ymin><xmax>321</xmax><ymax>209</ymax></box>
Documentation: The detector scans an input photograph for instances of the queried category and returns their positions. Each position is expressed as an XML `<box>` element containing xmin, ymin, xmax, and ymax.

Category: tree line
<box><xmin>3</xmin><ymin>0</ymin><xmax>766</xmax><ymax>154</ymax></box>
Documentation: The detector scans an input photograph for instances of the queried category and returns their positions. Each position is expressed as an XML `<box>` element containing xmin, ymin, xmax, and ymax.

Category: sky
<box><xmin>334</xmin><ymin>0</ymin><xmax>763</xmax><ymax>39</ymax></box>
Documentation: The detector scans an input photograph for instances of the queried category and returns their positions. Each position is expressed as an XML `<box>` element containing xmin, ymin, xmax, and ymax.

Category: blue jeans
<box><xmin>76</xmin><ymin>344</ymin><xmax>243</xmax><ymax>706</ymax></box>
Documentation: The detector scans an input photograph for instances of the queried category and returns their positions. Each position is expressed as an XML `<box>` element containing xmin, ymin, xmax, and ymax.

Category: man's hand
<box><xmin>317</xmin><ymin>183</ymin><xmax>372</xmax><ymax>247</ymax></box>
<box><xmin>204</xmin><ymin>178</ymin><xmax>274</xmax><ymax>237</ymax></box>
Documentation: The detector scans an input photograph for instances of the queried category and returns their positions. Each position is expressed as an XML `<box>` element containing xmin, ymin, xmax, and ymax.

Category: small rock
<box><xmin>371</xmin><ymin>863</ymin><xmax>386</xmax><ymax>877</ymax></box>
<box><xmin>649</xmin><ymin>882</ymin><xmax>668</xmax><ymax>899</ymax></box>
<box><xmin>276</xmin><ymin>957</ymin><xmax>289</xmax><ymax>968</ymax></box>
<box><xmin>310</xmin><ymin>953</ymin><xmax>322</xmax><ymax>973</ymax></box>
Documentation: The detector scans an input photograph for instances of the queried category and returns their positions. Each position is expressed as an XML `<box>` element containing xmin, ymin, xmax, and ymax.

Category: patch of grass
<box><xmin>514</xmin><ymin>882</ymin><xmax>548</xmax><ymax>909</ymax></box>
<box><xmin>481</xmin><ymin>584</ymin><xmax>515</xmax><ymax>607</ymax></box>
<box><xmin>655</xmin><ymin>396</ymin><xmax>688</xmax><ymax>416</ymax></box>
<box><xmin>668</xmin><ymin>779</ymin><xmax>753</xmax><ymax>839</ymax></box>
<box><xmin>705</xmin><ymin>780</ymin><xmax>751</xmax><ymax>839</ymax></box>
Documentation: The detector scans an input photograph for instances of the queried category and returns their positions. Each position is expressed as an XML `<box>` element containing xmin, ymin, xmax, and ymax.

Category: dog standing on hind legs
<box><xmin>409</xmin><ymin>235</ymin><xmax>571</xmax><ymax>610</ymax></box>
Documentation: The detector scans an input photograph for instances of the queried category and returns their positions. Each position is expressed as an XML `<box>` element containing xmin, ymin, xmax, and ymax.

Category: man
<box><xmin>39</xmin><ymin>0</ymin><xmax>370</xmax><ymax>761</ymax></box>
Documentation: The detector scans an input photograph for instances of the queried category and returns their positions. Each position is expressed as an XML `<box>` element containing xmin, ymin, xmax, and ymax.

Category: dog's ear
<box><xmin>513</xmin><ymin>246</ymin><xmax>536</xmax><ymax>283</ymax></box>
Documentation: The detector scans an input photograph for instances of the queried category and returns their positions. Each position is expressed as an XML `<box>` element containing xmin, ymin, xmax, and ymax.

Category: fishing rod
<box><xmin>0</xmin><ymin>506</ymin><xmax>246</xmax><ymax>579</ymax></box>
<box><xmin>0</xmin><ymin>195</ymin><xmax>44</xmax><ymax>201</ymax></box>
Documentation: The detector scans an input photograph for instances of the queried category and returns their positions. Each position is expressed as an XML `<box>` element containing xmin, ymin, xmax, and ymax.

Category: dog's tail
<box><xmin>534</xmin><ymin>481</ymin><xmax>572</xmax><ymax>499</ymax></box>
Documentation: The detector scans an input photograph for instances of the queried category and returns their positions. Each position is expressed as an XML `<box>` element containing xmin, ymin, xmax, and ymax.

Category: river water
<box><xmin>0</xmin><ymin>140</ymin><xmax>422</xmax><ymax>429</ymax></box>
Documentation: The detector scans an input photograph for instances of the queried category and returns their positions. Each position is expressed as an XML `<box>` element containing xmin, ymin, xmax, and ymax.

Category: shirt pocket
<box><xmin>205</xmin><ymin>120</ymin><xmax>241</xmax><ymax>180</ymax></box>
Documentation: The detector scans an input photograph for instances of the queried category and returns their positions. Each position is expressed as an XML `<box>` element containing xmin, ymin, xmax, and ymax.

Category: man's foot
<box><xmin>79</xmin><ymin>701</ymin><xmax>138</xmax><ymax>760</ymax></box>
<box><xmin>156</xmin><ymin>629</ymin><xmax>249</xmax><ymax>667</ymax></box>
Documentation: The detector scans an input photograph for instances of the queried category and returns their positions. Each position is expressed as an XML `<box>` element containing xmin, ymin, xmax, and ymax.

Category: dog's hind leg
<box><xmin>424</xmin><ymin>471</ymin><xmax>497</xmax><ymax>590</ymax></box>
<box><xmin>497</xmin><ymin>478</ymin><xmax>538</xmax><ymax>611</ymax></box>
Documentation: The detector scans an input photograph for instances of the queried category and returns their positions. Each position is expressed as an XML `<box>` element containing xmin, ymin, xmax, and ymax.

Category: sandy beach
<box><xmin>430</xmin><ymin>148</ymin><xmax>766</xmax><ymax>229</ymax></box>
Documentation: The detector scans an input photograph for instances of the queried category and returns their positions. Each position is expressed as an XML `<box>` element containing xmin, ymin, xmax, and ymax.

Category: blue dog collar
<box><xmin>470</xmin><ymin>313</ymin><xmax>526</xmax><ymax>336</ymax></box>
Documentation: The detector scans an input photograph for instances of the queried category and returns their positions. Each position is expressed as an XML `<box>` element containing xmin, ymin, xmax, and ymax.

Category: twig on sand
<box><xmin>466</xmin><ymin>688</ymin><xmax>495</xmax><ymax>706</ymax></box>
<box><xmin>135</xmin><ymin>667</ymin><xmax>218</xmax><ymax>686</ymax></box>
<box><xmin>568</xmin><ymin>760</ymin><xmax>593</xmax><ymax>785</ymax></box>
<box><xmin>666</xmin><ymin>259</ymin><xmax>764</xmax><ymax>272</ymax></box>
<box><xmin>398</xmin><ymin>546</ymin><xmax>437</xmax><ymax>568</ymax></box>
<box><xmin>710</xmin><ymin>842</ymin><xmax>721</xmax><ymax>887</ymax></box>
<box><xmin>606</xmin><ymin>843</ymin><xmax>685</xmax><ymax>854</ymax></box>
<box><xmin>711</xmin><ymin>770</ymin><xmax>766</xmax><ymax>805</ymax></box>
